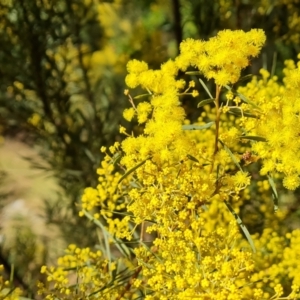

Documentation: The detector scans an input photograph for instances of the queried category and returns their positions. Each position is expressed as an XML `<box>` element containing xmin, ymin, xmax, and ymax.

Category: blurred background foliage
<box><xmin>0</xmin><ymin>0</ymin><xmax>300</xmax><ymax>297</ymax></box>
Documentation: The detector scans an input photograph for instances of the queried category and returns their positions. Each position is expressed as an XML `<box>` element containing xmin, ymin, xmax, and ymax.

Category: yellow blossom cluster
<box><xmin>37</xmin><ymin>245</ymin><xmax>129</xmax><ymax>299</ymax></box>
<box><xmin>175</xmin><ymin>29</ymin><xmax>266</xmax><ymax>86</ymax></box>
<box><xmin>40</xmin><ymin>29</ymin><xmax>300</xmax><ymax>299</ymax></box>
<box><xmin>135</xmin><ymin>223</ymin><xmax>255</xmax><ymax>300</ymax></box>
<box><xmin>81</xmin><ymin>157</ymin><xmax>123</xmax><ymax>218</ymax></box>
<box><xmin>82</xmin><ymin>29</ymin><xmax>264</xmax><ymax>298</ymax></box>
<box><xmin>238</xmin><ymin>61</ymin><xmax>300</xmax><ymax>190</ymax></box>
<box><xmin>241</xmin><ymin>229</ymin><xmax>300</xmax><ymax>299</ymax></box>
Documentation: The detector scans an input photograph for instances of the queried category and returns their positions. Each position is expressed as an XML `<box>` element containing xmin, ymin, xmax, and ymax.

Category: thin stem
<box><xmin>128</xmin><ymin>93</ymin><xmax>137</xmax><ymax>111</ymax></box>
<box><xmin>210</xmin><ymin>85</ymin><xmax>222</xmax><ymax>173</ymax></box>
<box><xmin>214</xmin><ymin>85</ymin><xmax>221</xmax><ymax>155</ymax></box>
<box><xmin>116</xmin><ymin>266</ymin><xmax>142</xmax><ymax>300</ymax></box>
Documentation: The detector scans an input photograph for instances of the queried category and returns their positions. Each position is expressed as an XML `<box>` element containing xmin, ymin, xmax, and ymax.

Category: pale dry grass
<box><xmin>0</xmin><ymin>138</ymin><xmax>67</xmax><ymax>265</ymax></box>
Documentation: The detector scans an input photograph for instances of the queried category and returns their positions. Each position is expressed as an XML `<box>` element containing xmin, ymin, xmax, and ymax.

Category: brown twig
<box><xmin>116</xmin><ymin>266</ymin><xmax>142</xmax><ymax>300</ymax></box>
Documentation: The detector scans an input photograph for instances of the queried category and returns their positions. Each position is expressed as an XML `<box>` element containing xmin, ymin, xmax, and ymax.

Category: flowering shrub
<box><xmin>38</xmin><ymin>29</ymin><xmax>300</xmax><ymax>299</ymax></box>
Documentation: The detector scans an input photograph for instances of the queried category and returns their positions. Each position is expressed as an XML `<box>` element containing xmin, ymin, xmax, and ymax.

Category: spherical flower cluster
<box><xmin>175</xmin><ymin>29</ymin><xmax>266</xmax><ymax>86</ymax></box>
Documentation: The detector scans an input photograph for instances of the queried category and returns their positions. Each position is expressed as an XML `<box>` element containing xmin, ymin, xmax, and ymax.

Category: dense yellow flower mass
<box><xmin>39</xmin><ymin>29</ymin><xmax>300</xmax><ymax>299</ymax></box>
<box><xmin>238</xmin><ymin>62</ymin><xmax>300</xmax><ymax>190</ymax></box>
<box><xmin>175</xmin><ymin>29</ymin><xmax>266</xmax><ymax>86</ymax></box>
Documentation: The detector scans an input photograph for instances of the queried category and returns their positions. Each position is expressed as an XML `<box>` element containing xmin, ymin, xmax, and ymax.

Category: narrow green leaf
<box><xmin>267</xmin><ymin>174</ymin><xmax>279</xmax><ymax>213</ymax></box>
<box><xmin>64</xmin><ymin>169</ymin><xmax>82</xmax><ymax>176</ymax></box>
<box><xmin>110</xmin><ymin>152</ymin><xmax>122</xmax><ymax>165</ymax></box>
<box><xmin>88</xmin><ymin>267</ymin><xmax>134</xmax><ymax>296</ymax></box>
<box><xmin>240</xmin><ymin>135</ymin><xmax>267</xmax><ymax>142</ymax></box>
<box><xmin>118</xmin><ymin>157</ymin><xmax>150</xmax><ymax>184</ymax></box>
<box><xmin>262</xmin><ymin>52</ymin><xmax>267</xmax><ymax>70</ymax></box>
<box><xmin>185</xmin><ymin>71</ymin><xmax>202</xmax><ymax>75</ymax></box>
<box><xmin>187</xmin><ymin>154</ymin><xmax>200</xmax><ymax>163</ymax></box>
<box><xmin>236</xmin><ymin>91</ymin><xmax>258</xmax><ymax>108</ymax></box>
<box><xmin>103</xmin><ymin>225</ymin><xmax>111</xmax><ymax>263</ymax></box>
<box><xmin>176</xmin><ymin>166</ymin><xmax>182</xmax><ymax>178</ymax></box>
<box><xmin>129</xmin><ymin>181</ymin><xmax>142</xmax><ymax>189</ymax></box>
<box><xmin>3</xmin><ymin>287</ymin><xmax>17</xmax><ymax>299</ymax></box>
<box><xmin>182</xmin><ymin>121</ymin><xmax>214</xmax><ymax>131</ymax></box>
<box><xmin>134</xmin><ymin>93</ymin><xmax>151</xmax><ymax>100</ymax></box>
<box><xmin>224</xmin><ymin>85</ymin><xmax>233</xmax><ymax>92</ymax></box>
<box><xmin>201</xmin><ymin>204</ymin><xmax>208</xmax><ymax>211</ymax></box>
<box><xmin>216</xmin><ymin>164</ymin><xmax>220</xmax><ymax>181</ymax></box>
<box><xmin>9</xmin><ymin>264</ymin><xmax>14</xmax><ymax>285</ymax></box>
<box><xmin>199</xmin><ymin>78</ymin><xmax>214</xmax><ymax>99</ymax></box>
<box><xmin>227</xmin><ymin>108</ymin><xmax>259</xmax><ymax>118</ymax></box>
<box><xmin>224</xmin><ymin>85</ymin><xmax>259</xmax><ymax>108</ymax></box>
<box><xmin>197</xmin><ymin>98</ymin><xmax>215</xmax><ymax>108</ymax></box>
<box><xmin>84</xmin><ymin>148</ymin><xmax>96</xmax><ymax>163</ymax></box>
<box><xmin>271</xmin><ymin>52</ymin><xmax>277</xmax><ymax>77</ymax></box>
<box><xmin>237</xmin><ymin>74</ymin><xmax>253</xmax><ymax>83</ymax></box>
<box><xmin>219</xmin><ymin>140</ymin><xmax>243</xmax><ymax>172</ymax></box>
<box><xmin>238</xmin><ymin>279</ymin><xmax>264</xmax><ymax>290</ymax></box>
<box><xmin>224</xmin><ymin>201</ymin><xmax>256</xmax><ymax>253</ymax></box>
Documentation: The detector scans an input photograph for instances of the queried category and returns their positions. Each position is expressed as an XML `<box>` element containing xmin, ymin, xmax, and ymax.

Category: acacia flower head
<box><xmin>176</xmin><ymin>29</ymin><xmax>266</xmax><ymax>86</ymax></box>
